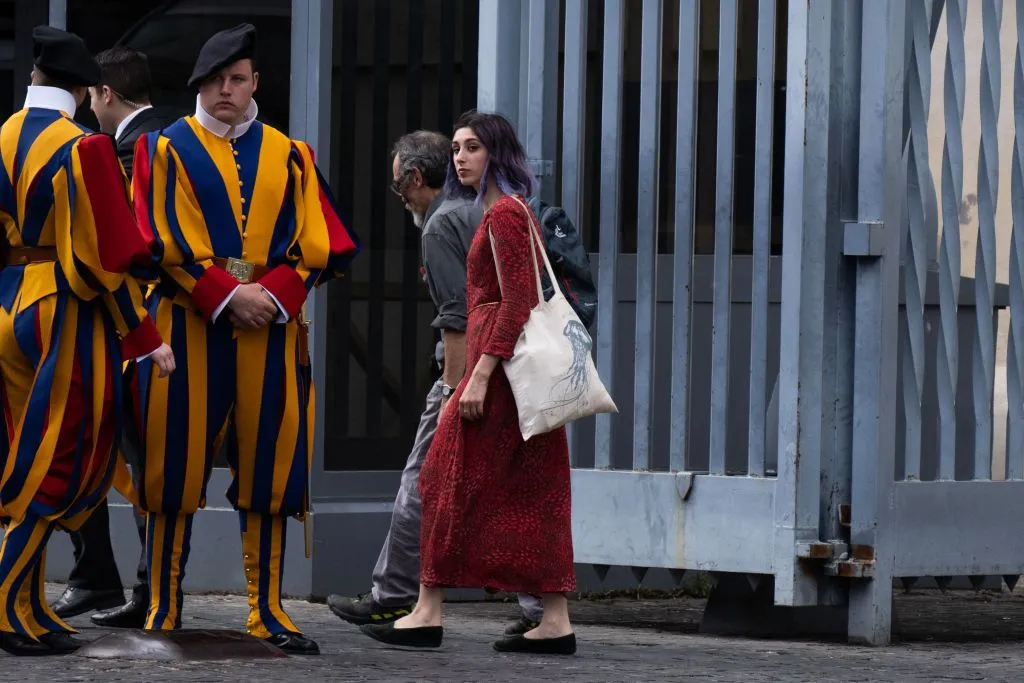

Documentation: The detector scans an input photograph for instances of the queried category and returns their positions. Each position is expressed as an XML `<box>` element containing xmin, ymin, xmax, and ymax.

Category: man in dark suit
<box><xmin>49</xmin><ymin>46</ymin><xmax>179</xmax><ymax>628</ymax></box>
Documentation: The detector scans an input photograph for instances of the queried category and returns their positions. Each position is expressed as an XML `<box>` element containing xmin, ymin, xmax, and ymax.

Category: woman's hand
<box><xmin>460</xmin><ymin>354</ymin><xmax>500</xmax><ymax>421</ymax></box>
<box><xmin>459</xmin><ymin>372</ymin><xmax>488</xmax><ymax>420</ymax></box>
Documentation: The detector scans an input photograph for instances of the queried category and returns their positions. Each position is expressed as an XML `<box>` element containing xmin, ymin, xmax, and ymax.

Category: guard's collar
<box><xmin>194</xmin><ymin>95</ymin><xmax>258</xmax><ymax>139</ymax></box>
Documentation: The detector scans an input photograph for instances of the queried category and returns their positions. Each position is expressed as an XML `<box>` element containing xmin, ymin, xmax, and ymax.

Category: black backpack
<box><xmin>527</xmin><ymin>197</ymin><xmax>598</xmax><ymax>329</ymax></box>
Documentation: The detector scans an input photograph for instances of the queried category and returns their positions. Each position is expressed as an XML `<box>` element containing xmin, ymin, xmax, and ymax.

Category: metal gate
<box><xmin>477</xmin><ymin>0</ymin><xmax>1024</xmax><ymax>645</ymax></box>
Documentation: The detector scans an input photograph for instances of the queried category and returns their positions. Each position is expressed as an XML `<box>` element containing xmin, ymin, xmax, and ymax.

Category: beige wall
<box><xmin>927</xmin><ymin>2</ymin><xmax>1017</xmax><ymax>477</ymax></box>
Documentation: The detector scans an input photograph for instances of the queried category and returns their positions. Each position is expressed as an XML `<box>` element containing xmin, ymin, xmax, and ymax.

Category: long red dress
<box><xmin>418</xmin><ymin>194</ymin><xmax>576</xmax><ymax>595</ymax></box>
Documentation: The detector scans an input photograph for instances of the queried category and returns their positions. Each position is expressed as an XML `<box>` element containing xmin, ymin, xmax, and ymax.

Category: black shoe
<box><xmin>327</xmin><ymin>592</ymin><xmax>413</xmax><ymax>625</ymax></box>
<box><xmin>0</xmin><ymin>632</ymin><xmax>52</xmax><ymax>656</ymax></box>
<box><xmin>38</xmin><ymin>632</ymin><xmax>81</xmax><ymax>654</ymax></box>
<box><xmin>359</xmin><ymin>622</ymin><xmax>443</xmax><ymax>648</ymax></box>
<box><xmin>504</xmin><ymin>617</ymin><xmax>541</xmax><ymax>636</ymax></box>
<box><xmin>264</xmin><ymin>632</ymin><xmax>320</xmax><ymax>656</ymax></box>
<box><xmin>493</xmin><ymin>633</ymin><xmax>577</xmax><ymax>655</ymax></box>
<box><xmin>90</xmin><ymin>595</ymin><xmax>148</xmax><ymax>629</ymax></box>
<box><xmin>50</xmin><ymin>587</ymin><xmax>124</xmax><ymax>619</ymax></box>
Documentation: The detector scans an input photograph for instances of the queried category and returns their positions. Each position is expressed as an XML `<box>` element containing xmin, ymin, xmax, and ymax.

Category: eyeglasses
<box><xmin>390</xmin><ymin>168</ymin><xmax>414</xmax><ymax>198</ymax></box>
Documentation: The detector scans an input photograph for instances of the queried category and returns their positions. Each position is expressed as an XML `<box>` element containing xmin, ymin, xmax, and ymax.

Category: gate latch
<box><xmin>823</xmin><ymin>544</ymin><xmax>876</xmax><ymax>579</ymax></box>
<box><xmin>796</xmin><ymin>541</ymin><xmax>876</xmax><ymax>578</ymax></box>
<box><xmin>843</xmin><ymin>221</ymin><xmax>885</xmax><ymax>257</ymax></box>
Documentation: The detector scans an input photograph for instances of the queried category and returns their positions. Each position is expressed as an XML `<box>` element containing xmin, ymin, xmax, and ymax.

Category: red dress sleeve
<box><xmin>480</xmin><ymin>196</ymin><xmax>543</xmax><ymax>360</ymax></box>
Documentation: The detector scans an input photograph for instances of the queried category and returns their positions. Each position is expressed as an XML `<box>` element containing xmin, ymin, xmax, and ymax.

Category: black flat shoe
<box><xmin>50</xmin><ymin>587</ymin><xmax>125</xmax><ymax>619</ymax></box>
<box><xmin>493</xmin><ymin>633</ymin><xmax>577</xmax><ymax>655</ymax></box>
<box><xmin>90</xmin><ymin>596</ymin><xmax>148</xmax><ymax>629</ymax></box>
<box><xmin>264</xmin><ymin>632</ymin><xmax>320</xmax><ymax>655</ymax></box>
<box><xmin>0</xmin><ymin>633</ymin><xmax>52</xmax><ymax>656</ymax></box>
<box><xmin>359</xmin><ymin>622</ymin><xmax>443</xmax><ymax>648</ymax></box>
<box><xmin>38</xmin><ymin>632</ymin><xmax>81</xmax><ymax>654</ymax></box>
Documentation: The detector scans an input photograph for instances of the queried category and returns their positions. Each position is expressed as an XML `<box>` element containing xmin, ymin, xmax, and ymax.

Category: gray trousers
<box><xmin>370</xmin><ymin>380</ymin><xmax>544</xmax><ymax>622</ymax></box>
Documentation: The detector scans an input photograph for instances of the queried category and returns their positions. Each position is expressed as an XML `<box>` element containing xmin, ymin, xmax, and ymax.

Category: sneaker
<box><xmin>503</xmin><ymin>616</ymin><xmax>541</xmax><ymax>636</ymax></box>
<box><xmin>327</xmin><ymin>592</ymin><xmax>413</xmax><ymax>626</ymax></box>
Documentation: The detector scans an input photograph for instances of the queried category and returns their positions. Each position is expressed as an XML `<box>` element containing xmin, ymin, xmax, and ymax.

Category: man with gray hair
<box><xmin>326</xmin><ymin>130</ymin><xmax>544</xmax><ymax>635</ymax></box>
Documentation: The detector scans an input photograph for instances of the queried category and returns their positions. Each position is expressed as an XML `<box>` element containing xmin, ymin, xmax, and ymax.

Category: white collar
<box><xmin>114</xmin><ymin>104</ymin><xmax>153</xmax><ymax>141</ymax></box>
<box><xmin>23</xmin><ymin>85</ymin><xmax>77</xmax><ymax>118</ymax></box>
<box><xmin>194</xmin><ymin>95</ymin><xmax>258</xmax><ymax>139</ymax></box>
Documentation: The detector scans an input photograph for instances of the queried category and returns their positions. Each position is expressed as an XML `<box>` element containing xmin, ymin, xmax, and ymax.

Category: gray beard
<box><xmin>412</xmin><ymin>210</ymin><xmax>426</xmax><ymax>229</ymax></box>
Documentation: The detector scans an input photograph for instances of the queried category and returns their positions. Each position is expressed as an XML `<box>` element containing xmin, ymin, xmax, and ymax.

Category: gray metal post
<box><xmin>846</xmin><ymin>0</ymin><xmax>906</xmax><ymax>646</ymax></box>
<box><xmin>773</xmin><ymin>0</ymin><xmax>834</xmax><ymax>608</ymax></box>
<box><xmin>519</xmin><ymin>0</ymin><xmax>558</xmax><ymax>203</ymax></box>
<box><xmin>290</xmin><ymin>0</ymin><xmax>333</xmax><ymax>528</ymax></box>
<box><xmin>48</xmin><ymin>0</ymin><xmax>66</xmax><ymax>29</ymax></box>
<box><xmin>478</xmin><ymin>0</ymin><xmax>522</xmax><ymax>126</ymax></box>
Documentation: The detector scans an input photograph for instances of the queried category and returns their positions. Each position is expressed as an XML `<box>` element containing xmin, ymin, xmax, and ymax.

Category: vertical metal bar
<box><xmin>632</xmin><ymin>0</ymin><xmax>663</xmax><ymax>472</ymax></box>
<box><xmin>477</xmin><ymin>0</ymin><xmax>522</xmax><ymax>125</ymax></box>
<box><xmin>594</xmin><ymin>0</ymin><xmax>626</xmax><ymax>470</ymax></box>
<box><xmin>366</xmin><ymin>0</ymin><xmax>390</xmax><ymax>437</ymax></box>
<box><xmin>523</xmin><ymin>0</ymin><xmax>552</xmax><ymax>200</ymax></box>
<box><xmin>773</xmin><ymin>0</ymin><xmax>832</xmax><ymax>608</ymax></box>
<box><xmin>901</xmin><ymin>0</ymin><xmax>940</xmax><ymax>480</ymax></box>
<box><xmin>847</xmin><ymin>0</ymin><xmax>905</xmax><ymax>647</ymax></box>
<box><xmin>747</xmin><ymin>0</ymin><xmax>776</xmax><ymax>477</ymax></box>
<box><xmin>708</xmin><ymin>0</ymin><xmax>739</xmax><ymax>475</ymax></box>
<box><xmin>972</xmin><ymin>0</ymin><xmax>1002</xmax><ymax>480</ymax></box>
<box><xmin>334</xmin><ymin>0</ymin><xmax>358</xmax><ymax>442</ymax></box>
<box><xmin>439</xmin><ymin>0</ymin><xmax>457</xmax><ymax>130</ymax></box>
<box><xmin>1008</xmin><ymin>0</ymin><xmax>1024</xmax><ymax>481</ymax></box>
<box><xmin>48</xmin><ymin>0</ymin><xmax>66</xmax><ymax>29</ymax></box>
<box><xmin>462</xmin><ymin>0</ymin><xmax>480</xmax><ymax>113</ymax></box>
<box><xmin>562</xmin><ymin>0</ymin><xmax>588</xmax><ymax>467</ymax></box>
<box><xmin>669</xmin><ymin>0</ymin><xmax>700</xmax><ymax>473</ymax></box>
<box><xmin>937</xmin><ymin>0</ymin><xmax>967</xmax><ymax>480</ymax></box>
<box><xmin>289</xmin><ymin>0</ymin><xmax>333</xmax><ymax>493</ymax></box>
<box><xmin>818</xmin><ymin>0</ymin><xmax>860</xmax><ymax>609</ymax></box>
<box><xmin>402</xmin><ymin>0</ymin><xmax>426</xmax><ymax>440</ymax></box>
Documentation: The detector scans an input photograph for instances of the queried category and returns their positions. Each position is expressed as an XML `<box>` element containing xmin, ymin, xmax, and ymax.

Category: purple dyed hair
<box><xmin>444</xmin><ymin>110</ymin><xmax>535</xmax><ymax>204</ymax></box>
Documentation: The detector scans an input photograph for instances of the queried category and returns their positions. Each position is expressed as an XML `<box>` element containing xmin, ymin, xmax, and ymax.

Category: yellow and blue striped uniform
<box><xmin>132</xmin><ymin>115</ymin><xmax>359</xmax><ymax>636</ymax></box>
<box><xmin>0</xmin><ymin>106</ymin><xmax>161</xmax><ymax>639</ymax></box>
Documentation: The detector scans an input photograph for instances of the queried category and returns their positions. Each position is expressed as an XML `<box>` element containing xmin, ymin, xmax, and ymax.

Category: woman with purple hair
<box><xmin>358</xmin><ymin>111</ymin><xmax>577</xmax><ymax>655</ymax></box>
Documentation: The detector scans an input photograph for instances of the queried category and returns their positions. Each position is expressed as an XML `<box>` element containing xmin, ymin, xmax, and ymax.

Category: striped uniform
<box><xmin>0</xmin><ymin>106</ymin><xmax>161</xmax><ymax>639</ymax></box>
<box><xmin>132</xmin><ymin>114</ymin><xmax>359</xmax><ymax>636</ymax></box>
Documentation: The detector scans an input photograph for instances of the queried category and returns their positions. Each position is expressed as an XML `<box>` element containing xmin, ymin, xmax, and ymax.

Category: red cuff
<box><xmin>121</xmin><ymin>316</ymin><xmax>161</xmax><ymax>359</ymax></box>
<box><xmin>258</xmin><ymin>265</ymin><xmax>308</xmax><ymax>320</ymax></box>
<box><xmin>191</xmin><ymin>266</ymin><xmax>240</xmax><ymax>321</ymax></box>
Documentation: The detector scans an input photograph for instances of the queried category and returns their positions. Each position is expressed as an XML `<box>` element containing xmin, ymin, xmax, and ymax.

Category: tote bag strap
<box><xmin>509</xmin><ymin>195</ymin><xmax>561</xmax><ymax>298</ymax></box>
<box><xmin>488</xmin><ymin>197</ymin><xmax>545</xmax><ymax>305</ymax></box>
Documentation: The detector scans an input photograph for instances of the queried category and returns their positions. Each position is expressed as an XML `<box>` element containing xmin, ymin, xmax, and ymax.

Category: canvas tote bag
<box><xmin>489</xmin><ymin>197</ymin><xmax>617</xmax><ymax>440</ymax></box>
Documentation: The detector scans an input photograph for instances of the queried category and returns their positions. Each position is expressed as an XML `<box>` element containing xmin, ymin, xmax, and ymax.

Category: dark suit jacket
<box><xmin>115</xmin><ymin>106</ymin><xmax>180</xmax><ymax>180</ymax></box>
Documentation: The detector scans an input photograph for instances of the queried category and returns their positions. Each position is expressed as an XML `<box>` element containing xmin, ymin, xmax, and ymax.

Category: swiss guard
<box><xmin>130</xmin><ymin>23</ymin><xmax>360</xmax><ymax>655</ymax></box>
<box><xmin>0</xmin><ymin>26</ymin><xmax>174</xmax><ymax>656</ymax></box>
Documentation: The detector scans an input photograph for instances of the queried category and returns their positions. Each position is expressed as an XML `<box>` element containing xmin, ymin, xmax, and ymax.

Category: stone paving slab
<box><xmin>3</xmin><ymin>584</ymin><xmax>1024</xmax><ymax>681</ymax></box>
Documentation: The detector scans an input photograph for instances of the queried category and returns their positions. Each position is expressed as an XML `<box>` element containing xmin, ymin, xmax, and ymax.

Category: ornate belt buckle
<box><xmin>225</xmin><ymin>257</ymin><xmax>255</xmax><ymax>283</ymax></box>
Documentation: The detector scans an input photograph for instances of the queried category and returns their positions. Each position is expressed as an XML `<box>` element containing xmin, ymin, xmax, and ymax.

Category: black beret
<box><xmin>32</xmin><ymin>25</ymin><xmax>100</xmax><ymax>86</ymax></box>
<box><xmin>187</xmin><ymin>23</ymin><xmax>257</xmax><ymax>88</ymax></box>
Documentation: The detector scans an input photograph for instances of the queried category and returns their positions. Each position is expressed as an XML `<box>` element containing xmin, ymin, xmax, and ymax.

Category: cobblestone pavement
<box><xmin>3</xmin><ymin>584</ymin><xmax>1024</xmax><ymax>681</ymax></box>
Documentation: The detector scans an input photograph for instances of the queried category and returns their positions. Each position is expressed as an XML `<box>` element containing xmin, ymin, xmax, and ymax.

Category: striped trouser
<box><xmin>134</xmin><ymin>296</ymin><xmax>312</xmax><ymax>636</ymax></box>
<box><xmin>145</xmin><ymin>511</ymin><xmax>298</xmax><ymax>637</ymax></box>
<box><xmin>0</xmin><ymin>513</ymin><xmax>74</xmax><ymax>638</ymax></box>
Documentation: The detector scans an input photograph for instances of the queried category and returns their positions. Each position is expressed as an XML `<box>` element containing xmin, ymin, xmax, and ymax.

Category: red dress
<box><xmin>418</xmin><ymin>194</ymin><xmax>576</xmax><ymax>595</ymax></box>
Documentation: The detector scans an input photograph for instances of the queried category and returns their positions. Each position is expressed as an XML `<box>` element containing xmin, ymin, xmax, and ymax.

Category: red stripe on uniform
<box><xmin>76</xmin><ymin>134</ymin><xmax>154</xmax><ymax>273</ymax></box>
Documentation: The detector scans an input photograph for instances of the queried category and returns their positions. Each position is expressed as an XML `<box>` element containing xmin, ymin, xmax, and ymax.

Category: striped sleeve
<box><xmin>54</xmin><ymin>133</ymin><xmax>161</xmax><ymax>356</ymax></box>
<box><xmin>256</xmin><ymin>141</ymin><xmax>361</xmax><ymax>319</ymax></box>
